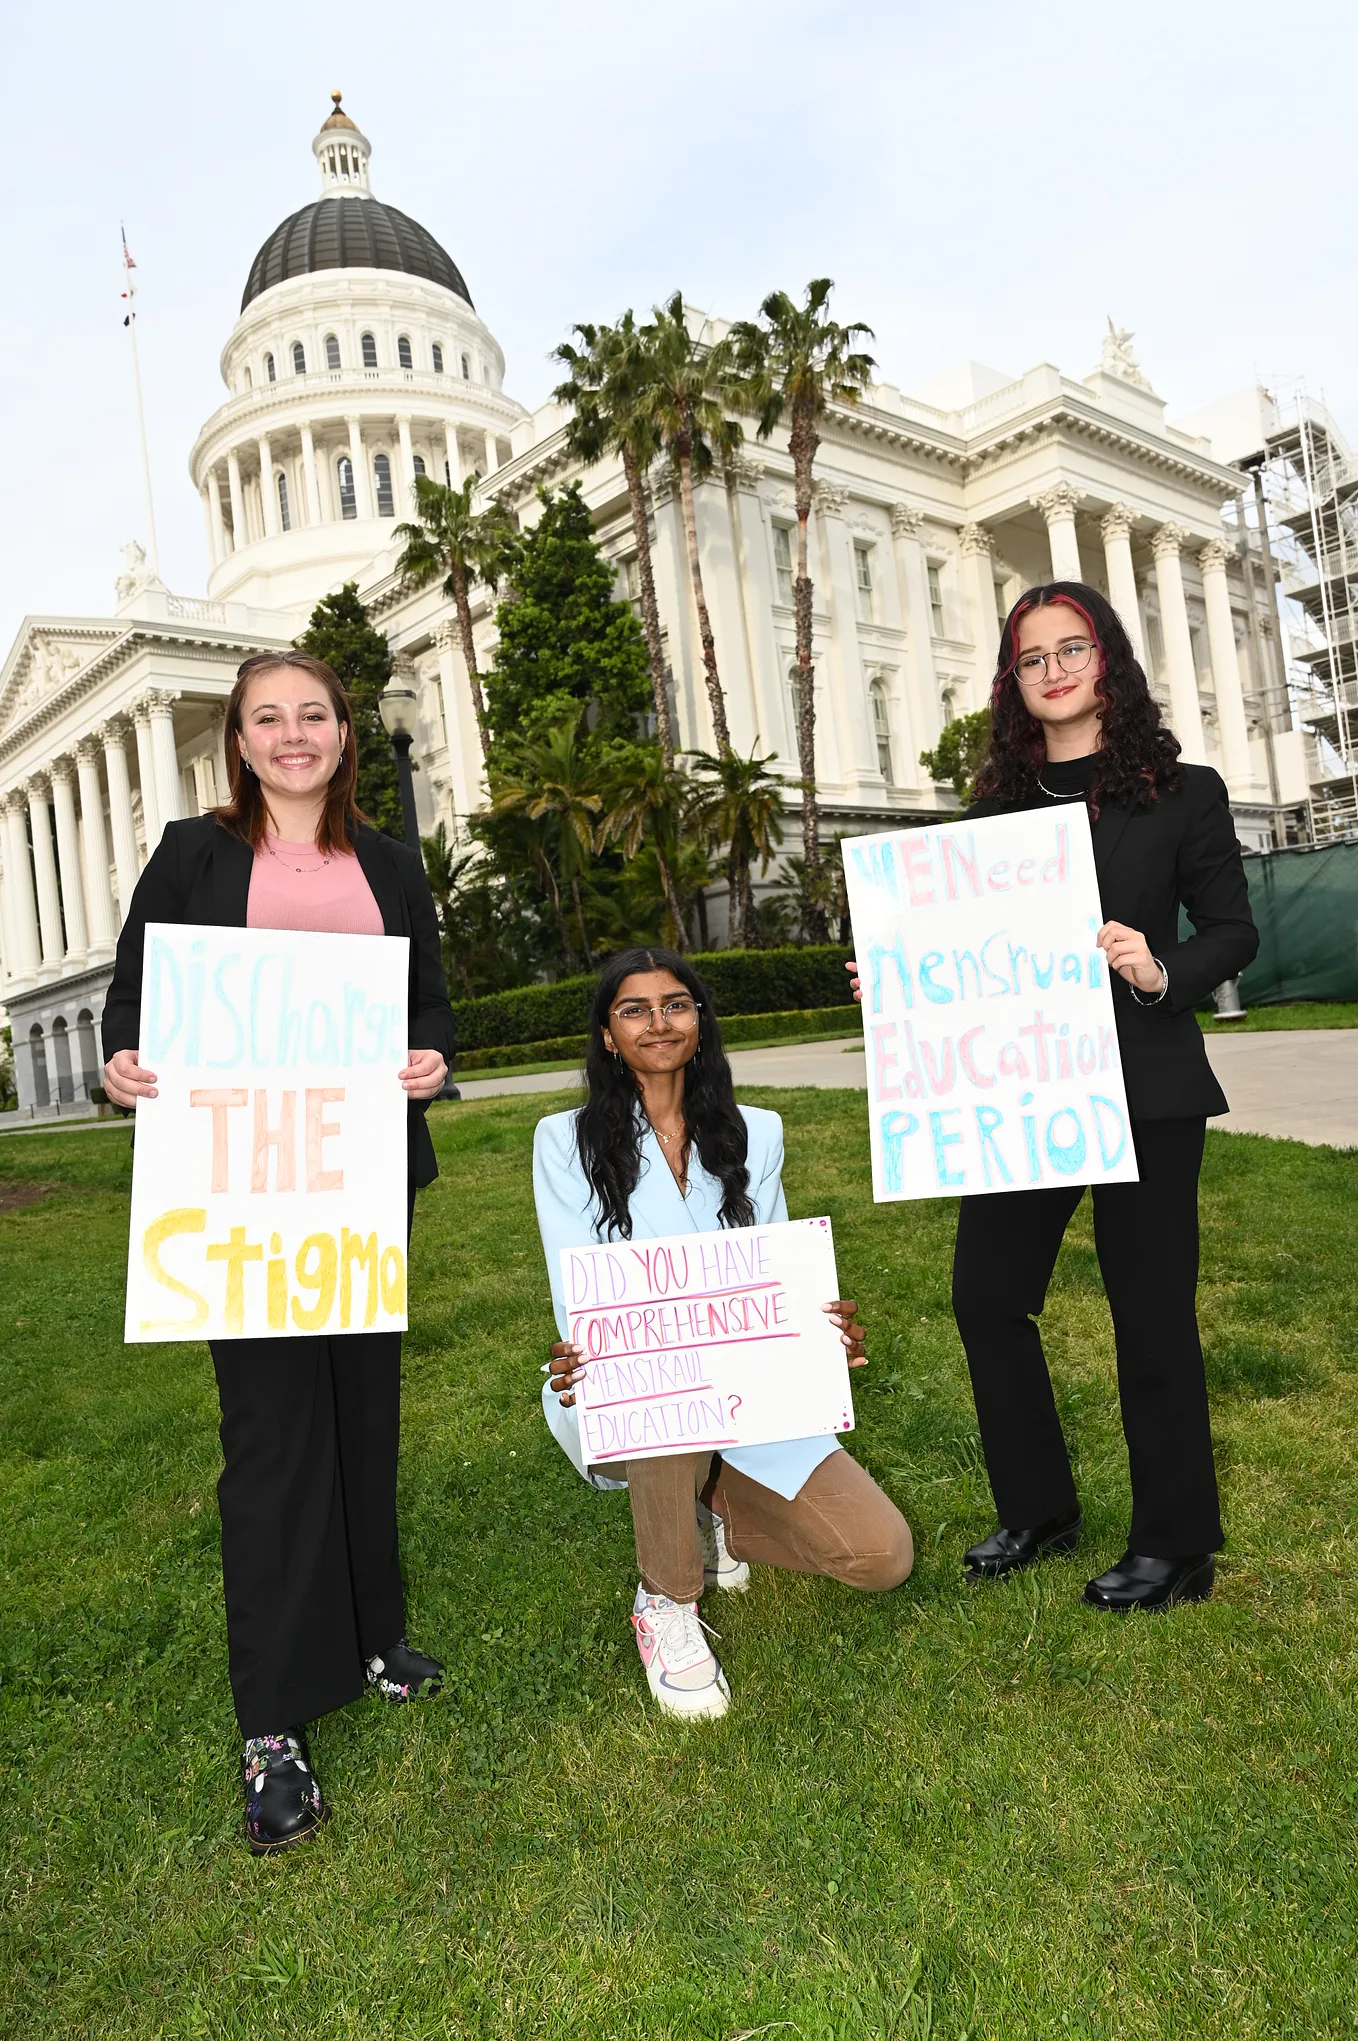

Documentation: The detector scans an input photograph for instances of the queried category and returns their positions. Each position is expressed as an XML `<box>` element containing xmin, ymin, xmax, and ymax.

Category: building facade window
<box><xmin>373</xmin><ymin>452</ymin><xmax>395</xmax><ymax>518</ymax></box>
<box><xmin>244</xmin><ymin>366</ymin><xmax>252</xmax><ymax>388</ymax></box>
<box><xmin>460</xmin><ymin>352</ymin><xmax>470</xmax><ymax>379</ymax></box>
<box><xmin>431</xmin><ymin>343</ymin><xmax>444</xmax><ymax>374</ymax></box>
<box><xmin>870</xmin><ymin>679</ymin><xmax>894</xmax><ymax>781</ymax></box>
<box><xmin>995</xmin><ymin>580</ymin><xmax>1010</xmax><ymax>630</ymax></box>
<box><xmin>28</xmin><ymin>1025</ymin><xmax>50</xmax><ymax>1109</ymax></box>
<box><xmin>277</xmin><ymin>471</ymin><xmax>291</xmax><ymax>531</ymax></box>
<box><xmin>361</xmin><ymin>332</ymin><xmax>378</xmax><ymax>369</ymax></box>
<box><xmin>412</xmin><ymin>454</ymin><xmax>426</xmax><ymax>478</ymax></box>
<box><xmin>773</xmin><ymin>525</ymin><xmax>795</xmax><ymax>605</ymax></box>
<box><xmin>325</xmin><ymin>333</ymin><xmax>341</xmax><ymax>371</ymax></box>
<box><xmin>397</xmin><ymin>334</ymin><xmax>413</xmax><ymax>370</ymax></box>
<box><xmin>854</xmin><ymin>543</ymin><xmax>876</xmax><ymax>624</ymax></box>
<box><xmin>265</xmin><ymin>352</ymin><xmax>276</xmax><ymax>383</ymax></box>
<box><xmin>927</xmin><ymin>562</ymin><xmax>945</xmax><ymax>636</ymax></box>
<box><xmin>337</xmin><ymin>455</ymin><xmax>356</xmax><ymax>520</ymax></box>
<box><xmin>620</xmin><ymin>555</ymin><xmax>642</xmax><ymax>616</ymax></box>
<box><xmin>292</xmin><ymin>342</ymin><xmax>306</xmax><ymax>375</ymax></box>
<box><xmin>786</xmin><ymin>664</ymin><xmax>805</xmax><ymax>756</ymax></box>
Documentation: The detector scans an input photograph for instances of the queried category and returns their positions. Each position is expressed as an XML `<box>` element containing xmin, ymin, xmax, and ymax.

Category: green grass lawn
<box><xmin>1</xmin><ymin>1097</ymin><xmax>1355</xmax><ymax>2040</ymax></box>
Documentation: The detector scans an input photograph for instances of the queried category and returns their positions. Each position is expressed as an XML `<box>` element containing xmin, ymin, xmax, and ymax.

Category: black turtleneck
<box><xmin>1034</xmin><ymin>751</ymin><xmax>1098</xmax><ymax>805</ymax></box>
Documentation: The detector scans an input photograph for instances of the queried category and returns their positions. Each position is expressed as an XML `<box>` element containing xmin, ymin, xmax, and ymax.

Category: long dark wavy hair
<box><xmin>575</xmin><ymin>947</ymin><xmax>754</xmax><ymax>1240</ymax></box>
<box><xmin>970</xmin><ymin>580</ymin><xmax>1182</xmax><ymax>815</ymax></box>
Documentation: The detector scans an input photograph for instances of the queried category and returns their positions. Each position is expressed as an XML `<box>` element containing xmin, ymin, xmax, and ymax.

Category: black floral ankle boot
<box><xmin>365</xmin><ymin>1637</ymin><xmax>443</xmax><ymax>1702</ymax></box>
<box><xmin>241</xmin><ymin>1731</ymin><xmax>327</xmax><ymax>1855</ymax></box>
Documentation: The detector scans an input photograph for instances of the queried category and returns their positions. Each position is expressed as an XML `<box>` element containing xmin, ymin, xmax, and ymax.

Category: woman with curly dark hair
<box><xmin>851</xmin><ymin>579</ymin><xmax>1258</xmax><ymax>1612</ymax></box>
<box><xmin>533</xmin><ymin>947</ymin><xmax>912</xmax><ymax>1719</ymax></box>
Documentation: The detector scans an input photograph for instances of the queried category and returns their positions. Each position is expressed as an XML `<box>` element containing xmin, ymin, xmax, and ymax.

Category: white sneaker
<box><xmin>697</xmin><ymin>1500</ymin><xmax>750</xmax><ymax>1592</ymax></box>
<box><xmin>631</xmin><ymin>1586</ymin><xmax>731</xmax><ymax>1720</ymax></box>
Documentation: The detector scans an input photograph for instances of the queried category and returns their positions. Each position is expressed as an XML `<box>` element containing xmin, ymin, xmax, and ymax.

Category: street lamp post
<box><xmin>379</xmin><ymin>673</ymin><xmax>421</xmax><ymax>852</ymax></box>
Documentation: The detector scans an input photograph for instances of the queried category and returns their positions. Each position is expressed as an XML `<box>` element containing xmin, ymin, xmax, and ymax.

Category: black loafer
<box><xmin>1082</xmin><ymin>1551</ymin><xmax>1214</xmax><ymax>1612</ymax></box>
<box><xmin>242</xmin><ymin>1731</ymin><xmax>327</xmax><ymax>1855</ymax></box>
<box><xmin>365</xmin><ymin>1637</ymin><xmax>443</xmax><ymax>1702</ymax></box>
<box><xmin>963</xmin><ymin>1508</ymin><xmax>1082</xmax><ymax>1581</ymax></box>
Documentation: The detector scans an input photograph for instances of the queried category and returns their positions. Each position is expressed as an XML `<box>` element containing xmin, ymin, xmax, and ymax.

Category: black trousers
<box><xmin>210</xmin><ymin>1328</ymin><xmax>406</xmax><ymax>1736</ymax></box>
<box><xmin>951</xmin><ymin>1117</ymin><xmax>1222</xmax><ymax>1558</ymax></box>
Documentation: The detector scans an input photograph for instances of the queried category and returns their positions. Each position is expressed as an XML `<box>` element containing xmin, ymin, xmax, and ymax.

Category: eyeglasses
<box><xmin>609</xmin><ymin>997</ymin><xmax>702</xmax><ymax>1029</ymax></box>
<box><xmin>1012</xmin><ymin>641</ymin><xmax>1099</xmax><ymax>684</ymax></box>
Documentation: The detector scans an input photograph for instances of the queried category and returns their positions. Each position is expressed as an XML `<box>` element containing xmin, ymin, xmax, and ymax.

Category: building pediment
<box><xmin>0</xmin><ymin>621</ymin><xmax>123</xmax><ymax>742</ymax></box>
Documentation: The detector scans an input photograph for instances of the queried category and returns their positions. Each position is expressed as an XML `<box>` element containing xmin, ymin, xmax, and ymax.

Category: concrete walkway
<box><xmin>455</xmin><ymin>1030</ymin><xmax>1358</xmax><ymax>1151</ymax></box>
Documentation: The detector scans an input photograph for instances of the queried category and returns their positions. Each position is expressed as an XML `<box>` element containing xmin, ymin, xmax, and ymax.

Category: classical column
<box><xmin>49</xmin><ymin>759</ymin><xmax>88</xmax><ymax>962</ymax></box>
<box><xmin>207</xmin><ymin>467</ymin><xmax>228</xmax><ymax>561</ymax></box>
<box><xmin>99</xmin><ymin>720</ymin><xmax>141</xmax><ymax>920</ymax></box>
<box><xmin>725</xmin><ymin>457</ymin><xmax>786</xmax><ymax>763</ymax></box>
<box><xmin>813</xmin><ymin>482</ymin><xmax>881</xmax><ymax>792</ymax></box>
<box><xmin>445</xmin><ymin>423</ymin><xmax>463</xmax><ymax>488</ymax></box>
<box><xmin>1199</xmin><ymin>540</ymin><xmax>1253</xmax><ymax>794</ymax></box>
<box><xmin>131</xmin><ymin>700</ymin><xmax>161</xmax><ymax>855</ymax></box>
<box><xmin>958</xmin><ymin>523</ymin><xmax>1000</xmax><ymax>683</ymax></box>
<box><xmin>200</xmin><ymin>487</ymin><xmax>218</xmax><ymax>571</ymax></box>
<box><xmin>258</xmin><ymin>435</ymin><xmax>279</xmax><ymax>538</ymax></box>
<box><xmin>396</xmin><ymin>415</ymin><xmax>416</xmax><ymax>509</ymax></box>
<box><xmin>146</xmin><ymin>690</ymin><xmax>184</xmax><ymax>829</ymax></box>
<box><xmin>226</xmin><ymin>449</ymin><xmax>247</xmax><ymax>548</ymax></box>
<box><xmin>889</xmin><ymin>503</ymin><xmax>943</xmax><ymax>764</ymax></box>
<box><xmin>300</xmin><ymin>423</ymin><xmax>322</xmax><ymax>525</ymax></box>
<box><xmin>26</xmin><ymin>779</ymin><xmax>63</xmax><ymax>977</ymax></box>
<box><xmin>1</xmin><ymin>796</ymin><xmax>40</xmax><ymax>987</ymax></box>
<box><xmin>433</xmin><ymin>619</ymin><xmax>487</xmax><ymax>818</ymax></box>
<box><xmin>482</xmin><ymin>429</ymin><xmax>499</xmax><ymax>476</ymax></box>
<box><xmin>346</xmin><ymin>418</ymin><xmax>373</xmax><ymax>518</ymax></box>
<box><xmin>74</xmin><ymin>740</ymin><xmax>118</xmax><ymax>958</ymax></box>
<box><xmin>1031</xmin><ymin>483</ymin><xmax>1084</xmax><ymax>581</ymax></box>
<box><xmin>1150</xmin><ymin>525</ymin><xmax>1207</xmax><ymax>763</ymax></box>
<box><xmin>1100</xmin><ymin>504</ymin><xmax>1144</xmax><ymax>660</ymax></box>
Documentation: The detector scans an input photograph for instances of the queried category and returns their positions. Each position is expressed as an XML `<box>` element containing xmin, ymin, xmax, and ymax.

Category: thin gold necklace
<box><xmin>265</xmin><ymin>838</ymin><xmax>332</xmax><ymax>873</ymax></box>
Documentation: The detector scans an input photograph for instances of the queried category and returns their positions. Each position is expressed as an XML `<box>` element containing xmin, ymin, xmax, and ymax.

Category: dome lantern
<box><xmin>313</xmin><ymin>91</ymin><xmax>372</xmax><ymax>199</ymax></box>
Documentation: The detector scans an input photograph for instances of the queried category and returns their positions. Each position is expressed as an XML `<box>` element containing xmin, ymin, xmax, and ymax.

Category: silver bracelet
<box><xmin>1129</xmin><ymin>957</ymin><xmax>1170</xmax><ymax>1006</ymax></box>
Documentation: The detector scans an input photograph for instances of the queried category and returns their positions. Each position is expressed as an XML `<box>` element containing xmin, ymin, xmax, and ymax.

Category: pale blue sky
<box><xmin>4</xmin><ymin>0</ymin><xmax>1353</xmax><ymax>648</ymax></box>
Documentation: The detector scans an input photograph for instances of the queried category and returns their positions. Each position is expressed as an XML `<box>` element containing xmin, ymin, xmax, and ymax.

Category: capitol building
<box><xmin>0</xmin><ymin>97</ymin><xmax>1309</xmax><ymax>1115</ymax></box>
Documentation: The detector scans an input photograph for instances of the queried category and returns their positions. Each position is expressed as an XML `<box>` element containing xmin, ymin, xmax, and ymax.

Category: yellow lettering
<box><xmin>266</xmin><ymin>1230</ymin><xmax>288</xmax><ymax>1331</ymax></box>
<box><xmin>140</xmin><ymin>1207</ymin><xmax>209</xmax><ymax>1334</ymax></box>
<box><xmin>340</xmin><ymin>1227</ymin><xmax>379</xmax><ymax>1329</ymax></box>
<box><xmin>291</xmin><ymin>1232</ymin><xmax>338</xmax><ymax>1331</ymax></box>
<box><xmin>206</xmin><ymin>1225</ymin><xmax>265</xmax><ymax>1334</ymax></box>
<box><xmin>380</xmin><ymin>1243</ymin><xmax>406</xmax><ymax>1317</ymax></box>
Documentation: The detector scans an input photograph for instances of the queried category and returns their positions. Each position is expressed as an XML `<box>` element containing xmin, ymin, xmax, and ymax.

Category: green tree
<box><xmin>919</xmin><ymin>708</ymin><xmax>992</xmax><ymax>800</ymax></box>
<box><xmin>421</xmin><ymin>822</ymin><xmax>548</xmax><ymax>996</ymax></box>
<box><xmin>488</xmin><ymin>711</ymin><xmax>604</xmax><ymax>970</ymax></box>
<box><xmin>633</xmin><ymin>294</ymin><xmax>745</xmax><ymax>756</ymax></box>
<box><xmin>686</xmin><ymin>745</ymin><xmax>786</xmax><ymax>949</ymax></box>
<box><xmin>484</xmin><ymin>483</ymin><xmax>651</xmax><ymax>755</ymax></box>
<box><xmin>553</xmin><ymin>315</ymin><xmax>675</xmax><ymax>764</ymax></box>
<box><xmin>393</xmin><ymin>475</ymin><xmax>517</xmax><ymax>760</ymax></box>
<box><xmin>295</xmin><ymin>581</ymin><xmax>401</xmax><ymax>839</ymax></box>
<box><xmin>597</xmin><ymin>745</ymin><xmax>692</xmax><ymax>949</ymax></box>
<box><xmin>730</xmin><ymin>280</ymin><xmax>875</xmax><ymax>931</ymax></box>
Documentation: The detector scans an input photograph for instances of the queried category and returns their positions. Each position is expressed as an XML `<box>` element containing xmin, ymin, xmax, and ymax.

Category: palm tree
<box><xmin>729</xmin><ymin>281</ymin><xmax>875</xmax><ymax>935</ymax></box>
<box><xmin>394</xmin><ymin>475</ymin><xmax>516</xmax><ymax>761</ymax></box>
<box><xmin>489</xmin><ymin>712</ymin><xmax>602</xmax><ymax>969</ymax></box>
<box><xmin>553</xmin><ymin>316</ymin><xmax>675</xmax><ymax>765</ymax></box>
<box><xmin>598</xmin><ymin>747</ymin><xmax>692</xmax><ymax>950</ymax></box>
<box><xmin>634</xmin><ymin>294</ymin><xmax>745</xmax><ymax>758</ymax></box>
<box><xmin>687</xmin><ymin>746</ymin><xmax>786</xmax><ymax>950</ymax></box>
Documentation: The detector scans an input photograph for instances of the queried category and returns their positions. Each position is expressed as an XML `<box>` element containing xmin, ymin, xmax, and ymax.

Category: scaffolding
<box><xmin>1247</xmin><ymin>390</ymin><xmax>1358</xmax><ymax>842</ymax></box>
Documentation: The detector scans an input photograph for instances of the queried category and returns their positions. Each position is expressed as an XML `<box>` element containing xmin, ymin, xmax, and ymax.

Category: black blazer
<box><xmin>101</xmin><ymin>816</ymin><xmax>456</xmax><ymax>1188</ymax></box>
<box><xmin>970</xmin><ymin>765</ymin><xmax>1259</xmax><ymax>1120</ymax></box>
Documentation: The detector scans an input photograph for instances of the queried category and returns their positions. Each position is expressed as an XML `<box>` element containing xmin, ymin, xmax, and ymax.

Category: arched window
<box><xmin>373</xmin><ymin>453</ymin><xmax>395</xmax><ymax>518</ymax></box>
<box><xmin>265</xmin><ymin>352</ymin><xmax>276</xmax><ymax>383</ymax></box>
<box><xmin>460</xmin><ymin>352</ymin><xmax>470</xmax><ymax>379</ymax></box>
<box><xmin>292</xmin><ymin>341</ymin><xmax>306</xmax><ymax>375</ymax></box>
<box><xmin>325</xmin><ymin>333</ymin><xmax>341</xmax><ymax>371</ymax></box>
<box><xmin>431</xmin><ymin>342</ymin><xmax>444</xmax><ymax>374</ymax></box>
<box><xmin>412</xmin><ymin>454</ymin><xmax>426</xmax><ymax>478</ymax></box>
<box><xmin>361</xmin><ymin>332</ymin><xmax>377</xmax><ymax>369</ymax></box>
<box><xmin>277</xmin><ymin>471</ymin><xmax>291</xmax><ymax>532</ymax></box>
<box><xmin>870</xmin><ymin>679</ymin><xmax>893</xmax><ymax>781</ymax></box>
<box><xmin>337</xmin><ymin>456</ymin><xmax>356</xmax><ymax>520</ymax></box>
<box><xmin>51</xmin><ymin>1017</ymin><xmax>74</xmax><ymax>1103</ymax></box>
<box><xmin>76</xmin><ymin>1010</ymin><xmax>99</xmax><ymax>1100</ymax></box>
<box><xmin>397</xmin><ymin>334</ymin><xmax>413</xmax><ymax>370</ymax></box>
<box><xmin>243</xmin><ymin>366</ymin><xmax>252</xmax><ymax>388</ymax></box>
<box><xmin>28</xmin><ymin>1025</ymin><xmax>50</xmax><ymax>1110</ymax></box>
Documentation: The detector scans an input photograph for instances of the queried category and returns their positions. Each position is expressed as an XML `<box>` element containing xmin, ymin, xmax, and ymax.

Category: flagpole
<box><xmin>121</xmin><ymin>225</ymin><xmax>160</xmax><ymax>578</ymax></box>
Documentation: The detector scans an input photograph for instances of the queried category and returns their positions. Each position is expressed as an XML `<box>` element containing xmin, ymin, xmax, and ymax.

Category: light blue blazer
<box><xmin>532</xmin><ymin>1102</ymin><xmax>841</xmax><ymax>1501</ymax></box>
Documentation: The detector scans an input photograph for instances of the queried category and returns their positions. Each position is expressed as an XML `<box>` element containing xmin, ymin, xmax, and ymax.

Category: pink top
<box><xmin>246</xmin><ymin>834</ymin><xmax>385</xmax><ymax>936</ymax></box>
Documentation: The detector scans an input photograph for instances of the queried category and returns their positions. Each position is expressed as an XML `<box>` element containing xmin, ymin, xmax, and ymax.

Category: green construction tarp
<box><xmin>1236</xmin><ymin>841</ymin><xmax>1358</xmax><ymax>1005</ymax></box>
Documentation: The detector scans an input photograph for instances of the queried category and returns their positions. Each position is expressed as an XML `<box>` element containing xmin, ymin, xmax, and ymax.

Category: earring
<box><xmin>338</xmin><ymin>746</ymin><xmax>345</xmax><ymax>762</ymax></box>
<box><xmin>242</xmin><ymin>756</ymin><xmax>255</xmax><ymax>775</ymax></box>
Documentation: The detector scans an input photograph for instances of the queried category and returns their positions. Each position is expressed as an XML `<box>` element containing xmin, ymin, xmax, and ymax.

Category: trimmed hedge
<box><xmin>451</xmin><ymin>947</ymin><xmax>853</xmax><ymax>1052</ymax></box>
<box><xmin>454</xmin><ymin>1003</ymin><xmax>862</xmax><ymax>1073</ymax></box>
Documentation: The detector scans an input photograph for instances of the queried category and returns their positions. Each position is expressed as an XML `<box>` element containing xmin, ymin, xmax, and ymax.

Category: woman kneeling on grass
<box><xmin>533</xmin><ymin>947</ymin><xmax>913</xmax><ymax>1721</ymax></box>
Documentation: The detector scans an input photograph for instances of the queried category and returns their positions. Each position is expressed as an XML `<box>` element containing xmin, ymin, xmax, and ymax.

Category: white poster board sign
<box><xmin>561</xmin><ymin>1216</ymin><xmax>853</xmax><ymax>1466</ymax></box>
<box><xmin>124</xmin><ymin>923</ymin><xmax>410</xmax><ymax>1343</ymax></box>
<box><xmin>843</xmin><ymin>806</ymin><xmax>1138</xmax><ymax>1203</ymax></box>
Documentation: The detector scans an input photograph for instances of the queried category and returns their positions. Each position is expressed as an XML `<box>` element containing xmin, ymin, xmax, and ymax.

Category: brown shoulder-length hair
<box><xmin>214</xmin><ymin>650</ymin><xmax>368</xmax><ymax>854</ymax></box>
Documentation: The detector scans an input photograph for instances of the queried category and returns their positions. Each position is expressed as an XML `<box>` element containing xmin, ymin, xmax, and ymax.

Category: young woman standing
<box><xmin>851</xmin><ymin>580</ymin><xmax>1257</xmax><ymax>1611</ymax></box>
<box><xmin>534</xmin><ymin>947</ymin><xmax>913</xmax><ymax>1720</ymax></box>
<box><xmin>102</xmin><ymin>651</ymin><xmax>454</xmax><ymax>1851</ymax></box>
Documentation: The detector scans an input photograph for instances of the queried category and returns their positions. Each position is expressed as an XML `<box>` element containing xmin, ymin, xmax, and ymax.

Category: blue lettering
<box><xmin>206</xmin><ymin>956</ymin><xmax>245</xmax><ymax>1069</ymax></box>
<box><xmin>919</xmin><ymin>951</ymin><xmax>954</xmax><ymax>1005</ymax></box>
<box><xmin>975</xmin><ymin>1105</ymin><xmax>1013</xmax><ymax>1187</ymax></box>
<box><xmin>1089</xmin><ymin>1094</ymin><xmax>1128</xmax><ymax>1169</ymax></box>
<box><xmin>145</xmin><ymin>936</ymin><xmax>183</xmax><ymax>1060</ymax></box>
<box><xmin>929</xmin><ymin>1108</ymin><xmax>966</xmax><ymax>1188</ymax></box>
<box><xmin>1045</xmin><ymin>1108</ymin><xmax>1087</xmax><ymax>1176</ymax></box>
<box><xmin>879</xmin><ymin>1110</ymin><xmax>919</xmax><ymax>1194</ymax></box>
<box><xmin>868</xmin><ymin>932</ymin><xmax>915</xmax><ymax>1013</ymax></box>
